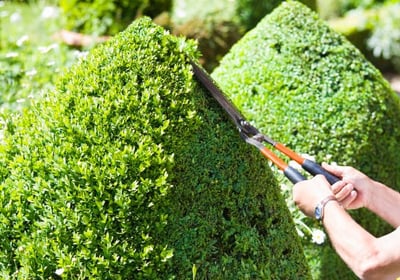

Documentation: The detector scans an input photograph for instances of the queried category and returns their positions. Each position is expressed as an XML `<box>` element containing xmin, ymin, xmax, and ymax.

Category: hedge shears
<box><xmin>191</xmin><ymin>62</ymin><xmax>340</xmax><ymax>184</ymax></box>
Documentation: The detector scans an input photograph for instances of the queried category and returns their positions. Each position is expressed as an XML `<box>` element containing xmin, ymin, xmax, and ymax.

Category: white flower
<box><xmin>38</xmin><ymin>43</ymin><xmax>58</xmax><ymax>54</ymax></box>
<box><xmin>41</xmin><ymin>6</ymin><xmax>59</xmax><ymax>19</ymax></box>
<box><xmin>280</xmin><ymin>183</ymin><xmax>290</xmax><ymax>192</ymax></box>
<box><xmin>16</xmin><ymin>35</ymin><xmax>29</xmax><ymax>47</ymax></box>
<box><xmin>73</xmin><ymin>50</ymin><xmax>89</xmax><ymax>60</ymax></box>
<box><xmin>26</xmin><ymin>68</ymin><xmax>37</xmax><ymax>77</ymax></box>
<box><xmin>325</xmin><ymin>154</ymin><xmax>333</xmax><ymax>161</ymax></box>
<box><xmin>55</xmin><ymin>268</ymin><xmax>64</xmax><ymax>276</ymax></box>
<box><xmin>5</xmin><ymin>52</ymin><xmax>19</xmax><ymax>58</ymax></box>
<box><xmin>311</xmin><ymin>229</ymin><xmax>326</xmax><ymax>245</ymax></box>
<box><xmin>10</xmin><ymin>12</ymin><xmax>21</xmax><ymax>23</ymax></box>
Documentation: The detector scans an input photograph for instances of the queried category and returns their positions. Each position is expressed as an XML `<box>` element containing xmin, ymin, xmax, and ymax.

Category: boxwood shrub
<box><xmin>171</xmin><ymin>0</ymin><xmax>316</xmax><ymax>70</ymax></box>
<box><xmin>212</xmin><ymin>1</ymin><xmax>400</xmax><ymax>279</ymax></box>
<box><xmin>0</xmin><ymin>17</ymin><xmax>310</xmax><ymax>278</ymax></box>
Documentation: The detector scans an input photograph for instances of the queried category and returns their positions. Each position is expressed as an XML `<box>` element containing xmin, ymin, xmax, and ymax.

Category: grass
<box><xmin>0</xmin><ymin>0</ymin><xmax>87</xmax><ymax>112</ymax></box>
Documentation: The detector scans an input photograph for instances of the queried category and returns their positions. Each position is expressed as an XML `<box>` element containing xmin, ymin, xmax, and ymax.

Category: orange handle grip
<box><xmin>275</xmin><ymin>143</ymin><xmax>305</xmax><ymax>164</ymax></box>
<box><xmin>259</xmin><ymin>146</ymin><xmax>288</xmax><ymax>171</ymax></box>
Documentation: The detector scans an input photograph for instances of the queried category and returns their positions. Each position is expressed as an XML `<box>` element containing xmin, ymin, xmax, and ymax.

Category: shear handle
<box><xmin>243</xmin><ymin>135</ymin><xmax>306</xmax><ymax>184</ymax></box>
<box><xmin>274</xmin><ymin>143</ymin><xmax>340</xmax><ymax>184</ymax></box>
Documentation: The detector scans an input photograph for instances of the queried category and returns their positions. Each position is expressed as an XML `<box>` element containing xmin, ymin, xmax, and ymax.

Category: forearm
<box><xmin>322</xmin><ymin>201</ymin><xmax>377</xmax><ymax>278</ymax></box>
<box><xmin>293</xmin><ymin>172</ymin><xmax>400</xmax><ymax>278</ymax></box>
<box><xmin>367</xmin><ymin>181</ymin><xmax>400</xmax><ymax>228</ymax></box>
<box><xmin>323</xmin><ymin>201</ymin><xmax>400</xmax><ymax>279</ymax></box>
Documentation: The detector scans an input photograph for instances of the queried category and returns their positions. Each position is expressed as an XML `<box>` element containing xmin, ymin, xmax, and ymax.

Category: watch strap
<box><xmin>315</xmin><ymin>195</ymin><xmax>337</xmax><ymax>220</ymax></box>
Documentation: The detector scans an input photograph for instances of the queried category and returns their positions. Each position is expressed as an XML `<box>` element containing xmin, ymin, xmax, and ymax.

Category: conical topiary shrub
<box><xmin>212</xmin><ymin>1</ymin><xmax>400</xmax><ymax>279</ymax></box>
<box><xmin>0</xmin><ymin>17</ymin><xmax>310</xmax><ymax>279</ymax></box>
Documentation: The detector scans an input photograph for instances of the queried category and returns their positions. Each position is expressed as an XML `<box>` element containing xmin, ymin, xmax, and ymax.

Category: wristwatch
<box><xmin>315</xmin><ymin>195</ymin><xmax>337</xmax><ymax>220</ymax></box>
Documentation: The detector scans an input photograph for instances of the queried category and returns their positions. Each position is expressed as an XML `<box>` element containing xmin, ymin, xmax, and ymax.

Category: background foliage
<box><xmin>59</xmin><ymin>0</ymin><xmax>172</xmax><ymax>35</ymax></box>
<box><xmin>168</xmin><ymin>0</ymin><xmax>315</xmax><ymax>70</ymax></box>
<box><xmin>322</xmin><ymin>0</ymin><xmax>400</xmax><ymax>72</ymax></box>
<box><xmin>0</xmin><ymin>1</ymin><xmax>78</xmax><ymax>112</ymax></box>
<box><xmin>211</xmin><ymin>1</ymin><xmax>400</xmax><ymax>279</ymax></box>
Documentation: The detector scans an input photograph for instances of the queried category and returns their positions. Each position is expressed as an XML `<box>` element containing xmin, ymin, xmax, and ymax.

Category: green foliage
<box><xmin>338</xmin><ymin>0</ymin><xmax>385</xmax><ymax>15</ymax></box>
<box><xmin>0</xmin><ymin>1</ymin><xmax>78</xmax><ymax>112</ymax></box>
<box><xmin>0</xmin><ymin>17</ymin><xmax>310</xmax><ymax>278</ymax></box>
<box><xmin>212</xmin><ymin>1</ymin><xmax>400</xmax><ymax>279</ymax></box>
<box><xmin>366</xmin><ymin>2</ymin><xmax>400</xmax><ymax>71</ymax></box>
<box><xmin>317</xmin><ymin>0</ymin><xmax>385</xmax><ymax>19</ymax></box>
<box><xmin>59</xmin><ymin>0</ymin><xmax>172</xmax><ymax>35</ymax></box>
<box><xmin>172</xmin><ymin>0</ymin><xmax>283</xmax><ymax>30</ymax></box>
<box><xmin>0</xmin><ymin>43</ymin><xmax>75</xmax><ymax>112</ymax></box>
<box><xmin>322</xmin><ymin>1</ymin><xmax>400</xmax><ymax>73</ymax></box>
<box><xmin>171</xmin><ymin>0</ymin><xmax>315</xmax><ymax>70</ymax></box>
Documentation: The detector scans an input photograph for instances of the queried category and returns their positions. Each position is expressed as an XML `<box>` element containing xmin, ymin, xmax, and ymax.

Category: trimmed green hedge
<box><xmin>0</xmin><ymin>17</ymin><xmax>310</xmax><ymax>278</ymax></box>
<box><xmin>212</xmin><ymin>1</ymin><xmax>400</xmax><ymax>279</ymax></box>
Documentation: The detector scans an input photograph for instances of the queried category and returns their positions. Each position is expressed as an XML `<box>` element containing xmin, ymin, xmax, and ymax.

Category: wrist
<box><xmin>321</xmin><ymin>198</ymin><xmax>341</xmax><ymax>224</ymax></box>
<box><xmin>314</xmin><ymin>195</ymin><xmax>338</xmax><ymax>221</ymax></box>
<box><xmin>363</xmin><ymin>179</ymin><xmax>380</xmax><ymax>210</ymax></box>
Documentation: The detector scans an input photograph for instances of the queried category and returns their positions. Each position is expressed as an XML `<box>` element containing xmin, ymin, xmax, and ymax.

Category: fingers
<box><xmin>322</xmin><ymin>162</ymin><xmax>344</xmax><ymax>177</ymax></box>
<box><xmin>339</xmin><ymin>190</ymin><xmax>358</xmax><ymax>209</ymax></box>
<box><xmin>331</xmin><ymin>180</ymin><xmax>356</xmax><ymax>202</ymax></box>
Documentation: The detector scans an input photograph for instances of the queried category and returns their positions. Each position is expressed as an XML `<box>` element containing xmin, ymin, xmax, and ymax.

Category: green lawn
<box><xmin>0</xmin><ymin>0</ymin><xmax>83</xmax><ymax>112</ymax></box>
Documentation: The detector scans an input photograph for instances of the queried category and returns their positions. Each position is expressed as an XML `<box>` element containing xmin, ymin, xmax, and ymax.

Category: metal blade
<box><xmin>190</xmin><ymin>62</ymin><xmax>277</xmax><ymax>146</ymax></box>
<box><xmin>190</xmin><ymin>62</ymin><xmax>245</xmax><ymax>128</ymax></box>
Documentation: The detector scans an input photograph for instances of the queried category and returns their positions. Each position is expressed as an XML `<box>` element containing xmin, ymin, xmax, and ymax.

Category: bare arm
<box><xmin>365</xmin><ymin>180</ymin><xmax>400</xmax><ymax>228</ymax></box>
<box><xmin>323</xmin><ymin>163</ymin><xmax>400</xmax><ymax>228</ymax></box>
<box><xmin>293</xmin><ymin>175</ymin><xmax>400</xmax><ymax>279</ymax></box>
<box><xmin>323</xmin><ymin>199</ymin><xmax>400</xmax><ymax>279</ymax></box>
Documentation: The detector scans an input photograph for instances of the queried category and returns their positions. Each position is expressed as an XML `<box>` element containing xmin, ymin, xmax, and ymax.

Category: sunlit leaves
<box><xmin>212</xmin><ymin>2</ymin><xmax>400</xmax><ymax>278</ymax></box>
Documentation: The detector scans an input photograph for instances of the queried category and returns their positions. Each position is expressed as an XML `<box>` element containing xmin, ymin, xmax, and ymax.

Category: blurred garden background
<box><xmin>1</xmin><ymin>0</ymin><xmax>400</xmax><ymax>279</ymax></box>
<box><xmin>1</xmin><ymin>0</ymin><xmax>399</xmax><ymax>115</ymax></box>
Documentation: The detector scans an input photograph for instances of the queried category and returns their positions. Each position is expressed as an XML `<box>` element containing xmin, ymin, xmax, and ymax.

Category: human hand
<box><xmin>329</xmin><ymin>180</ymin><xmax>358</xmax><ymax>209</ymax></box>
<box><xmin>293</xmin><ymin>175</ymin><xmax>334</xmax><ymax>217</ymax></box>
<box><xmin>322</xmin><ymin>163</ymin><xmax>373</xmax><ymax>209</ymax></box>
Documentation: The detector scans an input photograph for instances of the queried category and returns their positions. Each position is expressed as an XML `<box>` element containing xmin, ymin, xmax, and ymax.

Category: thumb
<box><xmin>322</xmin><ymin>162</ymin><xmax>344</xmax><ymax>178</ymax></box>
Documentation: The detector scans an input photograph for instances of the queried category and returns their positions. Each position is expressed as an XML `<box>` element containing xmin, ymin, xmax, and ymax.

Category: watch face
<box><xmin>315</xmin><ymin>205</ymin><xmax>323</xmax><ymax>220</ymax></box>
